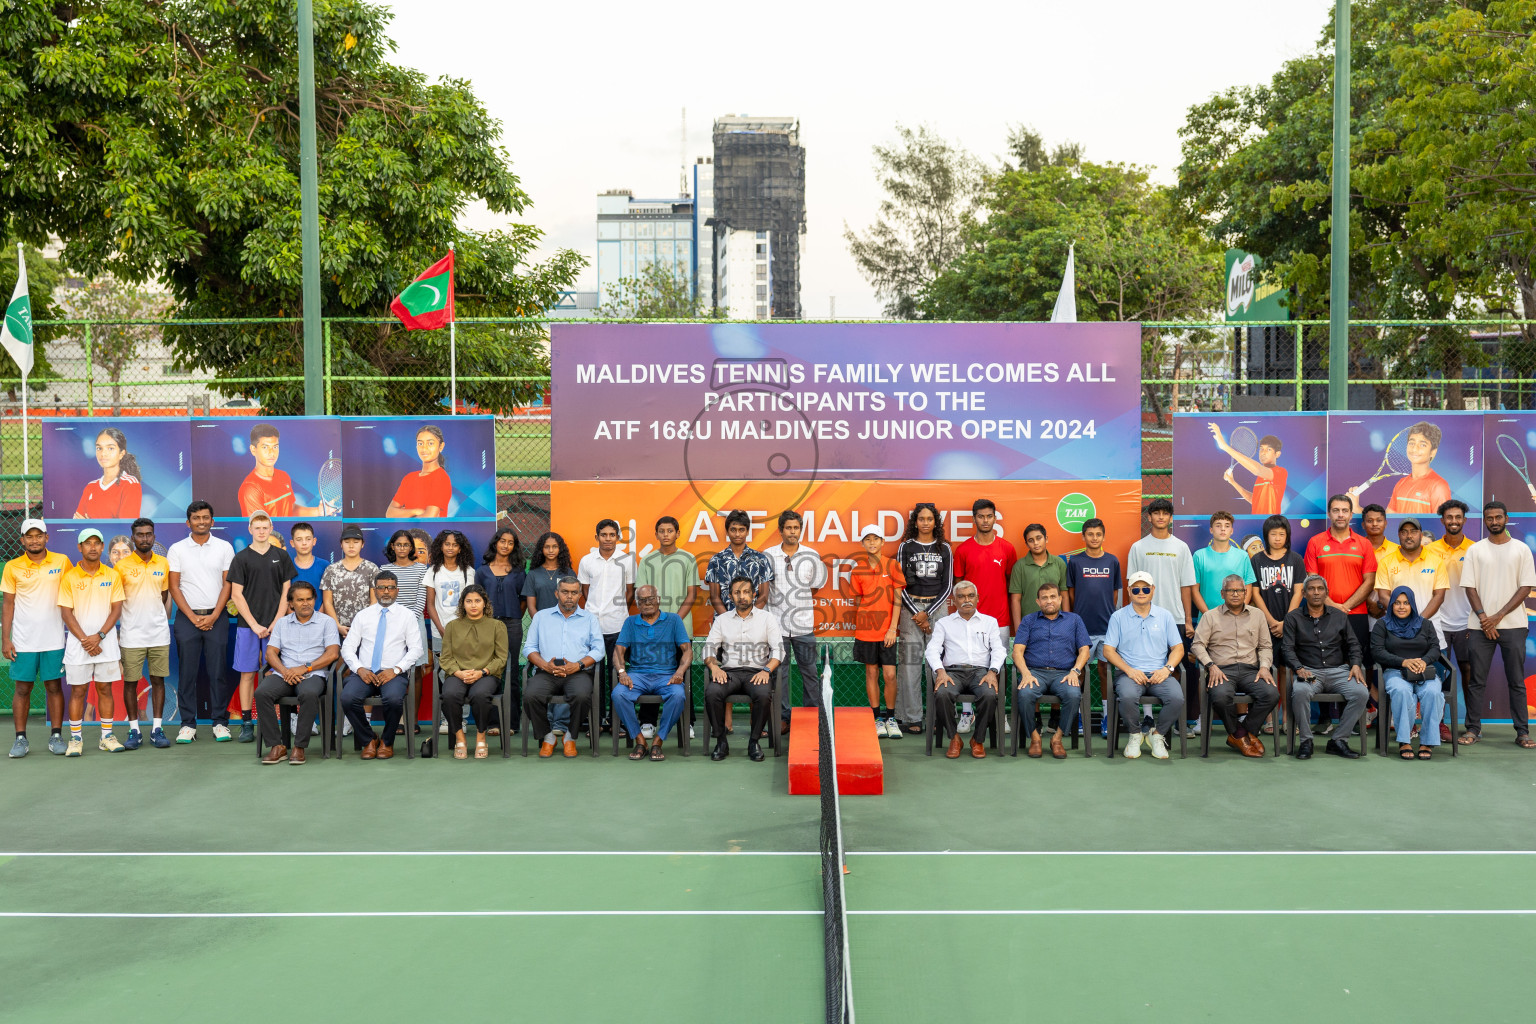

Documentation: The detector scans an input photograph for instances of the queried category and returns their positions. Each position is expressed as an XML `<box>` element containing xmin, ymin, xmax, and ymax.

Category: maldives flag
<box><xmin>390</xmin><ymin>251</ymin><xmax>455</xmax><ymax>330</ymax></box>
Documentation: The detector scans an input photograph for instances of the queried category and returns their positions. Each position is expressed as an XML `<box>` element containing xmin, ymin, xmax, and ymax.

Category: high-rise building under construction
<box><xmin>710</xmin><ymin>115</ymin><xmax>805</xmax><ymax>320</ymax></box>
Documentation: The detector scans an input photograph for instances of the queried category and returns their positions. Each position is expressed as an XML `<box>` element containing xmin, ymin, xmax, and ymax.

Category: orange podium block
<box><xmin>788</xmin><ymin>706</ymin><xmax>884</xmax><ymax>796</ymax></box>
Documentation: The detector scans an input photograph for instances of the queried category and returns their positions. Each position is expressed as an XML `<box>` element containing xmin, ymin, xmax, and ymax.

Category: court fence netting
<box><xmin>818</xmin><ymin>663</ymin><xmax>855</xmax><ymax>1024</ymax></box>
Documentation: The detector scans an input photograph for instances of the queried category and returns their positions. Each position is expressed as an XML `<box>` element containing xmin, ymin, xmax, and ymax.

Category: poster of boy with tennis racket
<box><xmin>1484</xmin><ymin>415</ymin><xmax>1536</xmax><ymax>509</ymax></box>
<box><xmin>1172</xmin><ymin>413</ymin><xmax>1326</xmax><ymax>516</ymax></box>
<box><xmin>1328</xmin><ymin>413</ymin><xmax>1482</xmax><ymax>518</ymax></box>
<box><xmin>190</xmin><ymin>418</ymin><xmax>342</xmax><ymax>519</ymax></box>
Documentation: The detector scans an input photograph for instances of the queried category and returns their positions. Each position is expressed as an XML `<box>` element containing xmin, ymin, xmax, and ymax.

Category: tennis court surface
<box><xmin>2</xmin><ymin>727</ymin><xmax>1533</xmax><ymax>1023</ymax></box>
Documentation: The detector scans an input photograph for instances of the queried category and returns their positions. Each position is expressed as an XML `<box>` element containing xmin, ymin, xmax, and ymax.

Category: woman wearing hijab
<box><xmin>1369</xmin><ymin>586</ymin><xmax>1445</xmax><ymax>760</ymax></box>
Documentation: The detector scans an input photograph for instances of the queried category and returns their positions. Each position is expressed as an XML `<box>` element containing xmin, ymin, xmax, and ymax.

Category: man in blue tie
<box><xmin>339</xmin><ymin>571</ymin><xmax>423</xmax><ymax>759</ymax></box>
<box><xmin>523</xmin><ymin>576</ymin><xmax>605</xmax><ymax>758</ymax></box>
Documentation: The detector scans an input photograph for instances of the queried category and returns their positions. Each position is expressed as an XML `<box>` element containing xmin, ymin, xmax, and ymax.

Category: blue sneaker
<box><xmin>48</xmin><ymin>734</ymin><xmax>68</xmax><ymax>755</ymax></box>
<box><xmin>150</xmin><ymin>727</ymin><xmax>171</xmax><ymax>748</ymax></box>
<box><xmin>123</xmin><ymin>730</ymin><xmax>143</xmax><ymax>750</ymax></box>
<box><xmin>8</xmin><ymin>735</ymin><xmax>28</xmax><ymax>758</ymax></box>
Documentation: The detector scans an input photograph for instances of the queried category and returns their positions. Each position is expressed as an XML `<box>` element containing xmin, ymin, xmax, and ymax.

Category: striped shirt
<box><xmin>381</xmin><ymin>561</ymin><xmax>428</xmax><ymax>615</ymax></box>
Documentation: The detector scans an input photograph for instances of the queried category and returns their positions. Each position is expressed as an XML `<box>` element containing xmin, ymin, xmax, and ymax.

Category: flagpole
<box><xmin>20</xmin><ymin>373</ymin><xmax>28</xmax><ymax>511</ymax></box>
<box><xmin>448</xmin><ymin>241</ymin><xmax>457</xmax><ymax>416</ymax></box>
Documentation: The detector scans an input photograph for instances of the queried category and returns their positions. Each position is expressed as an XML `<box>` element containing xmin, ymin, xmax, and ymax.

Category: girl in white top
<box><xmin>424</xmin><ymin>529</ymin><xmax>475</xmax><ymax>655</ymax></box>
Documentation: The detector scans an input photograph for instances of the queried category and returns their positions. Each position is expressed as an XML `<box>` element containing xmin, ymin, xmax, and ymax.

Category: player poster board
<box><xmin>340</xmin><ymin>416</ymin><xmax>496</xmax><ymax>520</ymax></box>
<box><xmin>1173</xmin><ymin>413</ymin><xmax>1327</xmax><ymax>516</ymax></box>
<box><xmin>1327</xmin><ymin>412</ymin><xmax>1483</xmax><ymax>520</ymax></box>
<box><xmin>41</xmin><ymin>418</ymin><xmax>192</xmax><ymax>520</ymax></box>
<box><xmin>191</xmin><ymin>418</ymin><xmax>343</xmax><ymax>521</ymax></box>
<box><xmin>550</xmin><ymin>479</ymin><xmax>1142</xmax><ymax>638</ymax></box>
<box><xmin>1484</xmin><ymin>415</ymin><xmax>1536</xmax><ymax>512</ymax></box>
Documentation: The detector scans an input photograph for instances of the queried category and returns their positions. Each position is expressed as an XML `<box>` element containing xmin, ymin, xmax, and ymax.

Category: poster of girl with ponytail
<box><xmin>42</xmin><ymin>418</ymin><xmax>192</xmax><ymax>521</ymax></box>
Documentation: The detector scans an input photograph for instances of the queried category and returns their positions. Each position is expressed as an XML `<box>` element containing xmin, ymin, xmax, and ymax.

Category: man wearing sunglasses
<box><xmin>1102</xmin><ymin>570</ymin><xmax>1186</xmax><ymax>759</ymax></box>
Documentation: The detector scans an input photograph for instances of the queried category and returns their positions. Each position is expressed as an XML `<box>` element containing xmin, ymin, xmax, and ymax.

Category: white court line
<box><xmin>0</xmin><ymin>909</ymin><xmax>821</xmax><ymax>919</ymax></box>
<box><xmin>0</xmin><ymin>850</ymin><xmax>817</xmax><ymax>858</ymax></box>
<box><xmin>847</xmin><ymin>850</ymin><xmax>1536</xmax><ymax>857</ymax></box>
<box><xmin>849</xmin><ymin>909</ymin><xmax>1536</xmax><ymax>916</ymax></box>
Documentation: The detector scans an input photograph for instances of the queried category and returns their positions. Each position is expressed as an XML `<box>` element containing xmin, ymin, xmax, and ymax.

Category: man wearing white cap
<box><xmin>3</xmin><ymin>519</ymin><xmax>73</xmax><ymax>757</ymax></box>
<box><xmin>57</xmin><ymin>529</ymin><xmax>127</xmax><ymax>755</ymax></box>
<box><xmin>1102</xmin><ymin>570</ymin><xmax>1187</xmax><ymax>759</ymax></box>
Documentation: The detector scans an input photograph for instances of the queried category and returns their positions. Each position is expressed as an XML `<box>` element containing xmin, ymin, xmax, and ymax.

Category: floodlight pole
<box><xmin>298</xmin><ymin>0</ymin><xmax>324</xmax><ymax>415</ymax></box>
<box><xmin>1328</xmin><ymin>0</ymin><xmax>1350</xmax><ymax>410</ymax></box>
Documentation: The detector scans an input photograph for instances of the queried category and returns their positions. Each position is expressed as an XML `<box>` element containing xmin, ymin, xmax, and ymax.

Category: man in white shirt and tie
<box><xmin>924</xmin><ymin>581</ymin><xmax>1005</xmax><ymax>759</ymax></box>
<box><xmin>339</xmin><ymin>570</ymin><xmax>423</xmax><ymax>759</ymax></box>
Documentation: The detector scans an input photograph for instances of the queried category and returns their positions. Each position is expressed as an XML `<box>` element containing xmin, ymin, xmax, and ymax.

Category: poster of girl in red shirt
<box><xmin>341</xmin><ymin>417</ymin><xmax>495</xmax><ymax>519</ymax></box>
<box><xmin>41</xmin><ymin>418</ymin><xmax>191</xmax><ymax>520</ymax></box>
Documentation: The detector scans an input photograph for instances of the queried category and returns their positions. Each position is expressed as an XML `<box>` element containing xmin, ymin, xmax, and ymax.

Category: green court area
<box><xmin>1</xmin><ymin>730</ymin><xmax>1533</xmax><ymax>1022</ymax></box>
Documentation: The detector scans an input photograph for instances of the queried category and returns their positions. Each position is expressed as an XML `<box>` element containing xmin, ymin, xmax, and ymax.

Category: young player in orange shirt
<box><xmin>842</xmin><ymin>524</ymin><xmax>906</xmax><ymax>737</ymax></box>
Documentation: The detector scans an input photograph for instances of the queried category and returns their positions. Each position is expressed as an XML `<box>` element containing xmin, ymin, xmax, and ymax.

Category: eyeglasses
<box><xmin>1129</xmin><ymin>586</ymin><xmax>1152</xmax><ymax>595</ymax></box>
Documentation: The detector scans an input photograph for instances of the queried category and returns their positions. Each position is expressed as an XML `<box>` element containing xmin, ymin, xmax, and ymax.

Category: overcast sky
<box><xmin>382</xmin><ymin>0</ymin><xmax>1336</xmax><ymax>319</ymax></box>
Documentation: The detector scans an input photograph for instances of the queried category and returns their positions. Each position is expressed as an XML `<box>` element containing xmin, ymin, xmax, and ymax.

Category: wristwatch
<box><xmin>97</xmin><ymin>630</ymin><xmax>108</xmax><ymax>640</ymax></box>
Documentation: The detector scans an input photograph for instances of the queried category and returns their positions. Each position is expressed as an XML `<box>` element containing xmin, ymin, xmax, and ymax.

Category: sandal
<box><xmin>629</xmin><ymin>740</ymin><xmax>647</xmax><ymax>761</ymax></box>
<box><xmin>1416</xmin><ymin>746</ymin><xmax>1433</xmax><ymax>760</ymax></box>
<box><xmin>650</xmin><ymin>743</ymin><xmax>666</xmax><ymax>762</ymax></box>
<box><xmin>453</xmin><ymin>738</ymin><xmax>467</xmax><ymax>760</ymax></box>
<box><xmin>1517</xmin><ymin>734</ymin><xmax>1536</xmax><ymax>749</ymax></box>
<box><xmin>1398</xmin><ymin>744</ymin><xmax>1413</xmax><ymax>760</ymax></box>
<box><xmin>1457</xmin><ymin>730</ymin><xmax>1481</xmax><ymax>745</ymax></box>
<box><xmin>474</xmin><ymin>739</ymin><xmax>488</xmax><ymax>759</ymax></box>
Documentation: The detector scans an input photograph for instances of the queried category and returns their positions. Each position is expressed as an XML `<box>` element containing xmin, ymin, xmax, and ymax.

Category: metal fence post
<box><xmin>85</xmin><ymin>320</ymin><xmax>94</xmax><ymax>415</ymax></box>
<box><xmin>1294</xmin><ymin>323</ymin><xmax>1303</xmax><ymax>412</ymax></box>
<box><xmin>323</xmin><ymin>319</ymin><xmax>333</xmax><ymax>415</ymax></box>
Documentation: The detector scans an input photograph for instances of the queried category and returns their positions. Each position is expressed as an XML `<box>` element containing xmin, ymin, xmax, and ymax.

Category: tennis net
<box><xmin>818</xmin><ymin>656</ymin><xmax>854</xmax><ymax>1024</ymax></box>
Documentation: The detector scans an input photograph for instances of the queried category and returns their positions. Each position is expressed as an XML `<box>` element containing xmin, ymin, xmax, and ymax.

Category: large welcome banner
<box><xmin>551</xmin><ymin>322</ymin><xmax>1144</xmax><ymax>636</ymax></box>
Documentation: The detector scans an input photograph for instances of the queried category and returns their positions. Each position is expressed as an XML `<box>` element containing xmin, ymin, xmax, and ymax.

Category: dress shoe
<box><xmin>710</xmin><ymin>739</ymin><xmax>729</xmax><ymax>761</ymax></box>
<box><xmin>1242</xmin><ymin>734</ymin><xmax>1266</xmax><ymax>758</ymax></box>
<box><xmin>945</xmin><ymin>733</ymin><xmax>962</xmax><ymax>759</ymax></box>
<box><xmin>780</xmin><ymin>720</ymin><xmax>791</xmax><ymax>735</ymax></box>
<box><xmin>563</xmin><ymin>738</ymin><xmax>578</xmax><ymax>758</ymax></box>
<box><xmin>361</xmin><ymin>739</ymin><xmax>380</xmax><ymax>760</ymax></box>
<box><xmin>1226</xmin><ymin>735</ymin><xmax>1247</xmax><ymax>756</ymax></box>
<box><xmin>970</xmin><ymin>739</ymin><xmax>986</xmax><ymax>759</ymax></box>
<box><xmin>1294</xmin><ymin>738</ymin><xmax>1313</xmax><ymax>760</ymax></box>
<box><xmin>261</xmin><ymin>744</ymin><xmax>288</xmax><ymax>765</ymax></box>
<box><xmin>1325</xmin><ymin>738</ymin><xmax>1360</xmax><ymax>759</ymax></box>
<box><xmin>376</xmin><ymin>743</ymin><xmax>395</xmax><ymax>760</ymax></box>
<box><xmin>1026</xmin><ymin>732</ymin><xmax>1043</xmax><ymax>758</ymax></box>
<box><xmin>1049</xmin><ymin>733</ymin><xmax>1067</xmax><ymax>759</ymax></box>
<box><xmin>288</xmin><ymin>746</ymin><xmax>306</xmax><ymax>765</ymax></box>
<box><xmin>747</xmin><ymin>740</ymin><xmax>765</xmax><ymax>762</ymax></box>
<box><xmin>539</xmin><ymin>741</ymin><xmax>555</xmax><ymax>758</ymax></box>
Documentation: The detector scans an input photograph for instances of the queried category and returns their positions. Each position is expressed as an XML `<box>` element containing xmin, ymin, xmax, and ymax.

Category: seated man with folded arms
<box><xmin>1190</xmin><ymin>573</ymin><xmax>1278</xmax><ymax>758</ymax></box>
<box><xmin>1281</xmin><ymin>573</ymin><xmax>1368</xmax><ymax>760</ymax></box>
<box><xmin>704</xmin><ymin>576</ymin><xmax>783</xmax><ymax>763</ymax></box>
<box><xmin>256</xmin><ymin>580</ymin><xmax>340</xmax><ymax>765</ymax></box>
<box><xmin>1012</xmin><ymin>582</ymin><xmax>1089</xmax><ymax>759</ymax></box>
<box><xmin>612</xmin><ymin>585</ymin><xmax>692</xmax><ymax>762</ymax></box>
<box><xmin>338</xmin><ymin>571</ymin><xmax>423</xmax><ymax>760</ymax></box>
<box><xmin>926</xmin><ymin>580</ymin><xmax>1006</xmax><ymax>760</ymax></box>
<box><xmin>1102</xmin><ymin>570</ymin><xmax>1186</xmax><ymax>760</ymax></box>
<box><xmin>522</xmin><ymin>575</ymin><xmax>604</xmax><ymax>759</ymax></box>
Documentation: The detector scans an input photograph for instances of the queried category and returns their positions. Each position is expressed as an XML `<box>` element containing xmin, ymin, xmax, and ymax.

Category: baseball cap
<box><xmin>19</xmin><ymin>518</ymin><xmax>47</xmax><ymax>535</ymax></box>
<box><xmin>77</xmin><ymin>528</ymin><xmax>104</xmax><ymax>544</ymax></box>
<box><xmin>859</xmin><ymin>524</ymin><xmax>884</xmax><ymax>540</ymax></box>
<box><xmin>1127</xmin><ymin>570</ymin><xmax>1156</xmax><ymax>587</ymax></box>
<box><xmin>340</xmin><ymin>523</ymin><xmax>364</xmax><ymax>541</ymax></box>
<box><xmin>248</xmin><ymin>510</ymin><xmax>271</xmax><ymax>526</ymax></box>
<box><xmin>1398</xmin><ymin>518</ymin><xmax>1421</xmax><ymax>532</ymax></box>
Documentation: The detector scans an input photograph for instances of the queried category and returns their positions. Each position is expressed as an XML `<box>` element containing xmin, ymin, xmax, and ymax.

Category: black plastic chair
<box><xmin>1198</xmin><ymin>677</ymin><xmax>1280</xmax><ymax>757</ymax></box>
<box><xmin>1009</xmin><ymin>686</ymin><xmax>1089</xmax><ymax>756</ymax></box>
<box><xmin>611</xmin><ymin>675</ymin><xmax>691</xmax><ymax>757</ymax></box>
<box><xmin>1286</xmin><ymin>690</ymin><xmax>1369</xmax><ymax>756</ymax></box>
<box><xmin>700</xmin><ymin>670</ymin><xmax>781</xmax><ymax>757</ymax></box>
<box><xmin>520</xmin><ymin>661</ymin><xmax>600</xmax><ymax>758</ymax></box>
<box><xmin>334</xmin><ymin>667</ymin><xmax>419</xmax><ymax>760</ymax></box>
<box><xmin>428</xmin><ymin>663</ymin><xmax>513</xmax><ymax>759</ymax></box>
<box><xmin>923</xmin><ymin>664</ymin><xmax>1004</xmax><ymax>756</ymax></box>
<box><xmin>255</xmin><ymin>666</ymin><xmax>335</xmax><ymax>760</ymax></box>
<box><xmin>1106</xmin><ymin>684</ymin><xmax>1188</xmax><ymax>759</ymax></box>
<box><xmin>1376</xmin><ymin>656</ymin><xmax>1457</xmax><ymax>758</ymax></box>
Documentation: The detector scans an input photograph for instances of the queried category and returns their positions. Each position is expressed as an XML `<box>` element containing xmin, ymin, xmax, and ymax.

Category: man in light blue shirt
<box><xmin>256</xmin><ymin>580</ymin><xmax>340</xmax><ymax>763</ymax></box>
<box><xmin>1103</xmin><ymin>570</ymin><xmax>1187</xmax><ymax>760</ymax></box>
<box><xmin>523</xmin><ymin>575</ymin><xmax>605</xmax><ymax>758</ymax></box>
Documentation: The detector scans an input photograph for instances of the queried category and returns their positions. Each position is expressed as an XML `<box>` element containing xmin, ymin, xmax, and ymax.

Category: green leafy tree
<box><xmin>0</xmin><ymin>0</ymin><xmax>583</xmax><ymax>414</ymax></box>
<box><xmin>844</xmin><ymin>125</ymin><xmax>986</xmax><ymax>319</ymax></box>
<box><xmin>54</xmin><ymin>274</ymin><xmax>174</xmax><ymax>414</ymax></box>
<box><xmin>597</xmin><ymin>260</ymin><xmax>707</xmax><ymax>319</ymax></box>
<box><xmin>917</xmin><ymin>161</ymin><xmax>1222</xmax><ymax>422</ymax></box>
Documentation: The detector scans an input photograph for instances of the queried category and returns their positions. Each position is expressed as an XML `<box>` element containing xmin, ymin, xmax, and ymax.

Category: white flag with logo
<box><xmin>1049</xmin><ymin>243</ymin><xmax>1077</xmax><ymax>323</ymax></box>
<box><xmin>1</xmin><ymin>244</ymin><xmax>34</xmax><ymax>377</ymax></box>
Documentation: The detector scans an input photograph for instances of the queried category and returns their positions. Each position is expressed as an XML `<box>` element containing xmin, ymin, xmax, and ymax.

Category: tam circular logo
<box><xmin>1056</xmin><ymin>492</ymin><xmax>1095</xmax><ymax>534</ymax></box>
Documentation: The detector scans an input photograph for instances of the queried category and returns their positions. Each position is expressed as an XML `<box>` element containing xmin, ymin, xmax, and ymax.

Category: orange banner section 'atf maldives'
<box><xmin>550</xmin><ymin>480</ymin><xmax>1143</xmax><ymax>637</ymax></box>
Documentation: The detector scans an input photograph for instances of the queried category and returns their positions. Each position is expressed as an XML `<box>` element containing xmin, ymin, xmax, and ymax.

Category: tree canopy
<box><xmin>0</xmin><ymin>0</ymin><xmax>582</xmax><ymax>413</ymax></box>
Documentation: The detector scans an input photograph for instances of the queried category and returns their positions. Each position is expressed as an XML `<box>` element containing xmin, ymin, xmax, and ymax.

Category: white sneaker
<box><xmin>957</xmin><ymin>711</ymin><xmax>975</xmax><ymax>734</ymax></box>
<box><xmin>1187</xmin><ymin>720</ymin><xmax>1201</xmax><ymax>737</ymax></box>
<box><xmin>874</xmin><ymin>717</ymin><xmax>889</xmax><ymax>738</ymax></box>
<box><xmin>1149</xmin><ymin>732</ymin><xmax>1170</xmax><ymax>759</ymax></box>
<box><xmin>289</xmin><ymin>712</ymin><xmax>300</xmax><ymax>735</ymax></box>
<box><xmin>176</xmin><ymin>725</ymin><xmax>197</xmax><ymax>744</ymax></box>
<box><xmin>1124</xmin><ymin>732</ymin><xmax>1143</xmax><ymax>758</ymax></box>
<box><xmin>689</xmin><ymin>725</ymin><xmax>695</xmax><ymax>740</ymax></box>
<box><xmin>885</xmin><ymin>718</ymin><xmax>902</xmax><ymax>739</ymax></box>
<box><xmin>438</xmin><ymin>720</ymin><xmax>449</xmax><ymax>735</ymax></box>
<box><xmin>211</xmin><ymin>723</ymin><xmax>232</xmax><ymax>741</ymax></box>
<box><xmin>342</xmin><ymin>717</ymin><xmax>353</xmax><ymax>737</ymax></box>
<box><xmin>1003</xmin><ymin>715</ymin><xmax>1012</xmax><ymax>734</ymax></box>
